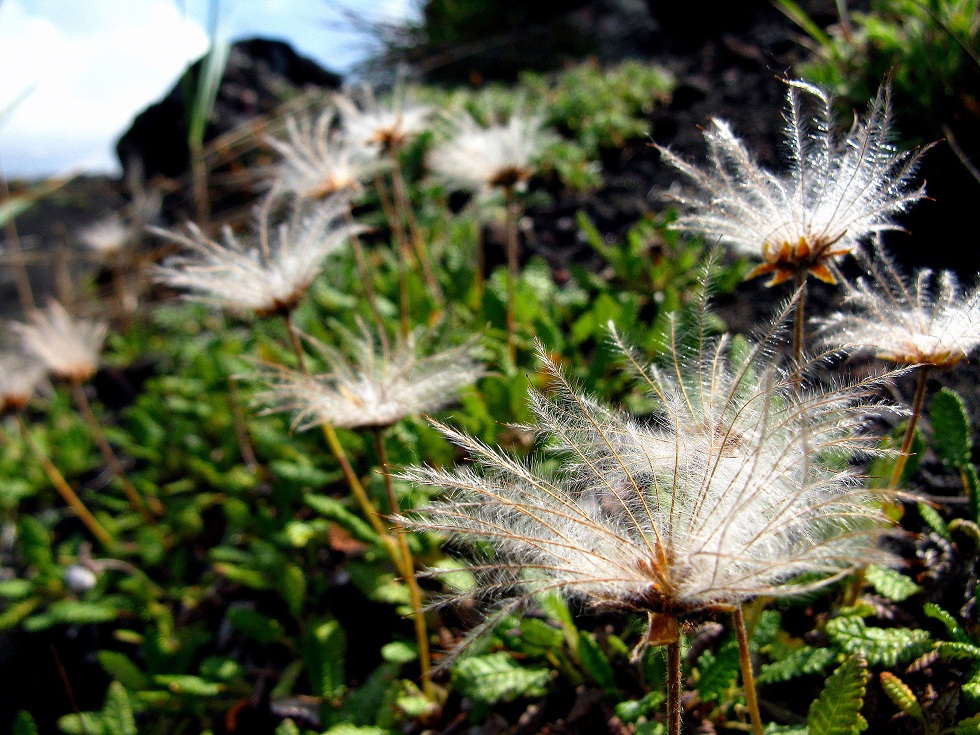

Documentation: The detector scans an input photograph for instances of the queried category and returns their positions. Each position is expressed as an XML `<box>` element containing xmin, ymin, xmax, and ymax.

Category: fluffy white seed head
<box><xmin>254</xmin><ymin>323</ymin><xmax>484</xmax><ymax>431</ymax></box>
<box><xmin>659</xmin><ymin>80</ymin><xmax>925</xmax><ymax>286</ymax></box>
<box><xmin>153</xmin><ymin>194</ymin><xmax>361</xmax><ymax>317</ymax></box>
<box><xmin>0</xmin><ymin>349</ymin><xmax>45</xmax><ymax>413</ymax></box>
<box><xmin>819</xmin><ymin>244</ymin><xmax>980</xmax><ymax>368</ymax></box>
<box><xmin>402</xmin><ymin>307</ymin><xmax>898</xmax><ymax>653</ymax></box>
<box><xmin>428</xmin><ymin>110</ymin><xmax>551</xmax><ymax>195</ymax></box>
<box><xmin>78</xmin><ymin>214</ymin><xmax>134</xmax><ymax>257</ymax></box>
<box><xmin>13</xmin><ymin>301</ymin><xmax>107</xmax><ymax>383</ymax></box>
<box><xmin>334</xmin><ymin>83</ymin><xmax>431</xmax><ymax>155</ymax></box>
<box><xmin>266</xmin><ymin>111</ymin><xmax>380</xmax><ymax>200</ymax></box>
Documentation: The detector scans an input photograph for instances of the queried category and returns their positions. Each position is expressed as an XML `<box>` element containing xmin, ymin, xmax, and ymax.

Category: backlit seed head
<box><xmin>401</xmin><ymin>302</ymin><xmax>898</xmax><ymax>657</ymax></box>
<box><xmin>153</xmin><ymin>194</ymin><xmax>361</xmax><ymax>317</ymax></box>
<box><xmin>0</xmin><ymin>349</ymin><xmax>45</xmax><ymax>414</ymax></box>
<box><xmin>334</xmin><ymin>83</ymin><xmax>431</xmax><ymax>155</ymax></box>
<box><xmin>253</xmin><ymin>323</ymin><xmax>484</xmax><ymax>431</ymax></box>
<box><xmin>659</xmin><ymin>80</ymin><xmax>925</xmax><ymax>286</ymax></box>
<box><xmin>818</xmin><ymin>243</ymin><xmax>980</xmax><ymax>368</ymax></box>
<box><xmin>13</xmin><ymin>301</ymin><xmax>107</xmax><ymax>384</ymax></box>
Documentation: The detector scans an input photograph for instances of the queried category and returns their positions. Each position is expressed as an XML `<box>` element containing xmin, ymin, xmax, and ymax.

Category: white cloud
<box><xmin>0</xmin><ymin>0</ymin><xmax>208</xmax><ymax>176</ymax></box>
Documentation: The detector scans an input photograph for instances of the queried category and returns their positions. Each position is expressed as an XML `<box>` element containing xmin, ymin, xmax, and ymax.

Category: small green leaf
<box><xmin>696</xmin><ymin>639</ymin><xmax>741</xmax><ymax>703</ymax></box>
<box><xmin>275</xmin><ymin>719</ymin><xmax>301</xmax><ymax>735</ymax></box>
<box><xmin>864</xmin><ymin>565</ymin><xmax>921</xmax><ymax>602</ymax></box>
<box><xmin>964</xmin><ymin>668</ymin><xmax>980</xmax><ymax>704</ymax></box>
<box><xmin>305</xmin><ymin>619</ymin><xmax>346</xmax><ymax>701</ymax></box>
<box><xmin>227</xmin><ymin>607</ymin><xmax>285</xmax><ymax>644</ymax></box>
<box><xmin>103</xmin><ymin>682</ymin><xmax>138</xmax><ymax>735</ymax></box>
<box><xmin>758</xmin><ymin>646</ymin><xmax>836</xmax><ymax>684</ymax></box>
<box><xmin>452</xmin><ymin>652</ymin><xmax>552</xmax><ymax>705</ymax></box>
<box><xmin>879</xmin><ymin>671</ymin><xmax>923</xmax><ymax>720</ymax></box>
<box><xmin>924</xmin><ymin>603</ymin><xmax>971</xmax><ymax>643</ymax></box>
<box><xmin>578</xmin><ymin>631</ymin><xmax>617</xmax><ymax>691</ymax></box>
<box><xmin>808</xmin><ymin>655</ymin><xmax>868</xmax><ymax>735</ymax></box>
<box><xmin>919</xmin><ymin>501</ymin><xmax>951</xmax><ymax>539</ymax></box>
<box><xmin>97</xmin><ymin>651</ymin><xmax>150</xmax><ymax>690</ymax></box>
<box><xmin>615</xmin><ymin>690</ymin><xmax>665</xmax><ymax>723</ymax></box>
<box><xmin>154</xmin><ymin>675</ymin><xmax>224</xmax><ymax>696</ymax></box>
<box><xmin>24</xmin><ymin>600</ymin><xmax>119</xmax><ymax>631</ymax></box>
<box><xmin>955</xmin><ymin>713</ymin><xmax>980</xmax><ymax>734</ymax></box>
<box><xmin>931</xmin><ymin>389</ymin><xmax>971</xmax><ymax>468</ymax></box>
<box><xmin>938</xmin><ymin>641</ymin><xmax>980</xmax><ymax>661</ymax></box>
<box><xmin>12</xmin><ymin>711</ymin><xmax>39</xmax><ymax>735</ymax></box>
<box><xmin>826</xmin><ymin>616</ymin><xmax>933</xmax><ymax>667</ymax></box>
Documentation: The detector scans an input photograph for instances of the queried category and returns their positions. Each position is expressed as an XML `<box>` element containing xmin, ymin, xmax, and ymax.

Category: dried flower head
<box><xmin>13</xmin><ymin>301</ymin><xmax>107</xmax><ymax>383</ymax></box>
<box><xmin>428</xmin><ymin>110</ymin><xmax>551</xmax><ymax>194</ymax></box>
<box><xmin>659</xmin><ymin>81</ymin><xmax>925</xmax><ymax>285</ymax></box>
<box><xmin>266</xmin><ymin>111</ymin><xmax>379</xmax><ymax>200</ymax></box>
<box><xmin>402</xmin><ymin>308</ymin><xmax>896</xmax><ymax>656</ymax></box>
<box><xmin>255</xmin><ymin>324</ymin><xmax>484</xmax><ymax>431</ymax></box>
<box><xmin>0</xmin><ymin>350</ymin><xmax>45</xmax><ymax>414</ymax></box>
<box><xmin>79</xmin><ymin>214</ymin><xmax>134</xmax><ymax>257</ymax></box>
<box><xmin>154</xmin><ymin>194</ymin><xmax>360</xmax><ymax>317</ymax></box>
<box><xmin>819</xmin><ymin>244</ymin><xmax>980</xmax><ymax>368</ymax></box>
<box><xmin>335</xmin><ymin>83</ymin><xmax>431</xmax><ymax>155</ymax></box>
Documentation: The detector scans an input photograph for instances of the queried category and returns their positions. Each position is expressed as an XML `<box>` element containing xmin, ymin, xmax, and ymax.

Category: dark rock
<box><xmin>115</xmin><ymin>38</ymin><xmax>342</xmax><ymax>215</ymax></box>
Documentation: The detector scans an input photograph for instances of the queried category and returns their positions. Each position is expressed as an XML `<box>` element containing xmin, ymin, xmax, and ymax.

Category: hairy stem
<box><xmin>391</xmin><ymin>152</ymin><xmax>443</xmax><ymax>310</ymax></box>
<box><xmin>18</xmin><ymin>415</ymin><xmax>114</xmax><ymax>545</ymax></box>
<box><xmin>279</xmin><ymin>321</ymin><xmax>396</xmax><ymax>550</ymax></box>
<box><xmin>792</xmin><ymin>270</ymin><xmax>808</xmax><ymax>373</ymax></box>
<box><xmin>374</xmin><ymin>172</ymin><xmax>412</xmax><ymax>337</ymax></box>
<box><xmin>345</xmin><ymin>208</ymin><xmax>388</xmax><ymax>348</ymax></box>
<box><xmin>504</xmin><ymin>186</ymin><xmax>520</xmax><ymax>364</ymax></box>
<box><xmin>733</xmin><ymin>605</ymin><xmax>764</xmax><ymax>735</ymax></box>
<box><xmin>70</xmin><ymin>379</ymin><xmax>159</xmax><ymax>520</ymax></box>
<box><xmin>889</xmin><ymin>366</ymin><xmax>930</xmax><ymax>489</ymax></box>
<box><xmin>667</xmin><ymin>636</ymin><xmax>682</xmax><ymax>735</ymax></box>
<box><xmin>374</xmin><ymin>427</ymin><xmax>434</xmax><ymax>701</ymax></box>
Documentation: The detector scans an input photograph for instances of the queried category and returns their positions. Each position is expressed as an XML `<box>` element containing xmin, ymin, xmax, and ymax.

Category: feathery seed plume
<box><xmin>335</xmin><ymin>83</ymin><xmax>431</xmax><ymax>155</ymax></box>
<box><xmin>428</xmin><ymin>109</ymin><xmax>551</xmax><ymax>195</ymax></box>
<box><xmin>401</xmin><ymin>307</ymin><xmax>898</xmax><ymax>660</ymax></box>
<box><xmin>659</xmin><ymin>80</ymin><xmax>925</xmax><ymax>285</ymax></box>
<box><xmin>0</xmin><ymin>350</ymin><xmax>45</xmax><ymax>414</ymax></box>
<box><xmin>255</xmin><ymin>323</ymin><xmax>484</xmax><ymax>431</ymax></box>
<box><xmin>78</xmin><ymin>214</ymin><xmax>134</xmax><ymax>257</ymax></box>
<box><xmin>154</xmin><ymin>194</ymin><xmax>361</xmax><ymax>317</ymax></box>
<box><xmin>13</xmin><ymin>301</ymin><xmax>108</xmax><ymax>383</ymax></box>
<box><xmin>266</xmin><ymin>111</ymin><xmax>379</xmax><ymax>200</ymax></box>
<box><xmin>819</xmin><ymin>244</ymin><xmax>980</xmax><ymax>368</ymax></box>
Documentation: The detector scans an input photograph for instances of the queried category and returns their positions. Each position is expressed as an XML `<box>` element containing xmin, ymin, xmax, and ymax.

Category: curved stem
<box><xmin>889</xmin><ymin>365</ymin><xmax>930</xmax><ymax>489</ymax></box>
<box><xmin>345</xmin><ymin>208</ymin><xmax>388</xmax><ymax>348</ymax></box>
<box><xmin>18</xmin><ymin>415</ymin><xmax>114</xmax><ymax>545</ymax></box>
<box><xmin>792</xmin><ymin>271</ymin><xmax>808</xmax><ymax>374</ymax></box>
<box><xmin>374</xmin><ymin>427</ymin><xmax>434</xmax><ymax>701</ymax></box>
<box><xmin>375</xmin><ymin>172</ymin><xmax>412</xmax><ymax>337</ymax></box>
<box><xmin>70</xmin><ymin>379</ymin><xmax>159</xmax><ymax>520</ymax></box>
<box><xmin>733</xmin><ymin>605</ymin><xmax>764</xmax><ymax>735</ymax></box>
<box><xmin>391</xmin><ymin>153</ymin><xmax>443</xmax><ymax>309</ymax></box>
<box><xmin>667</xmin><ymin>636</ymin><xmax>682</xmax><ymax>735</ymax></box>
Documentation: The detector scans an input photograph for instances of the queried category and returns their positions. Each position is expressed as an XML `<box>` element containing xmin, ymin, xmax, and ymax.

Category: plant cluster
<box><xmin>1</xmin><ymin>60</ymin><xmax>979</xmax><ymax>735</ymax></box>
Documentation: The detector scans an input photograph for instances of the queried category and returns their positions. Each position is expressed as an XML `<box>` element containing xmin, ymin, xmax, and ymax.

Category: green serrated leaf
<box><xmin>103</xmin><ymin>682</ymin><xmax>138</xmax><ymax>735</ymax></box>
<box><xmin>918</xmin><ymin>502</ymin><xmax>950</xmax><ymax>539</ymax></box>
<box><xmin>955</xmin><ymin>713</ymin><xmax>980</xmax><ymax>734</ymax></box>
<box><xmin>578</xmin><ymin>631</ymin><xmax>617</xmax><ymax>691</ymax></box>
<box><xmin>24</xmin><ymin>600</ymin><xmax>119</xmax><ymax>631</ymax></box>
<box><xmin>758</xmin><ymin>646</ymin><xmax>836</xmax><ymax>684</ymax></box>
<box><xmin>12</xmin><ymin>711</ymin><xmax>39</xmax><ymax>735</ymax></box>
<box><xmin>615</xmin><ymin>690</ymin><xmax>665</xmax><ymax>724</ymax></box>
<box><xmin>826</xmin><ymin>616</ymin><xmax>933</xmax><ymax>666</ymax></box>
<box><xmin>864</xmin><ymin>565</ymin><xmax>921</xmax><ymax>602</ymax></box>
<box><xmin>275</xmin><ymin>719</ymin><xmax>301</xmax><ymax>735</ymax></box>
<box><xmin>939</xmin><ymin>641</ymin><xmax>980</xmax><ymax>661</ymax></box>
<box><xmin>879</xmin><ymin>672</ymin><xmax>923</xmax><ymax>720</ymax></box>
<box><xmin>964</xmin><ymin>668</ymin><xmax>980</xmax><ymax>704</ymax></box>
<box><xmin>452</xmin><ymin>652</ymin><xmax>552</xmax><ymax>705</ymax></box>
<box><xmin>808</xmin><ymin>655</ymin><xmax>868</xmax><ymax>735</ymax></box>
<box><xmin>305</xmin><ymin>619</ymin><xmax>346</xmax><ymax>701</ymax></box>
<box><xmin>931</xmin><ymin>389</ymin><xmax>972</xmax><ymax>467</ymax></box>
<box><xmin>97</xmin><ymin>651</ymin><xmax>150</xmax><ymax>691</ymax></box>
<box><xmin>924</xmin><ymin>603</ymin><xmax>970</xmax><ymax>642</ymax></box>
<box><xmin>154</xmin><ymin>675</ymin><xmax>224</xmax><ymax>697</ymax></box>
<box><xmin>697</xmin><ymin>639</ymin><xmax>741</xmax><ymax>703</ymax></box>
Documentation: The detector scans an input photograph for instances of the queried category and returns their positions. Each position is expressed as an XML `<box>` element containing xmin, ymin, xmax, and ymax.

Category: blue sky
<box><xmin>0</xmin><ymin>0</ymin><xmax>416</xmax><ymax>177</ymax></box>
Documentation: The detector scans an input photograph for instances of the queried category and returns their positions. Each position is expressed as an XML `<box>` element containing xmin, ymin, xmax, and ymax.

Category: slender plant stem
<box><xmin>390</xmin><ymin>153</ymin><xmax>443</xmax><ymax>308</ymax></box>
<box><xmin>70</xmin><ymin>380</ymin><xmax>159</xmax><ymax>520</ymax></box>
<box><xmin>345</xmin><ymin>208</ymin><xmax>388</xmax><ymax>345</ymax></box>
<box><xmin>667</xmin><ymin>637</ymin><xmax>683</xmax><ymax>735</ymax></box>
<box><xmin>282</xmin><ymin>312</ymin><xmax>308</xmax><ymax>375</ymax></box>
<box><xmin>18</xmin><ymin>416</ymin><xmax>114</xmax><ymax>545</ymax></box>
<box><xmin>279</xmin><ymin>322</ymin><xmax>393</xmax><ymax>545</ymax></box>
<box><xmin>0</xmin><ymin>165</ymin><xmax>36</xmax><ymax>311</ymax></box>
<box><xmin>225</xmin><ymin>375</ymin><xmax>259</xmax><ymax>471</ymax></box>
<box><xmin>733</xmin><ymin>605</ymin><xmax>764</xmax><ymax>735</ymax></box>
<box><xmin>473</xmin><ymin>219</ymin><xmax>485</xmax><ymax>308</ymax></box>
<box><xmin>792</xmin><ymin>270</ymin><xmax>808</xmax><ymax>373</ymax></box>
<box><xmin>503</xmin><ymin>186</ymin><xmax>520</xmax><ymax>364</ymax></box>
<box><xmin>375</xmin><ymin>172</ymin><xmax>412</xmax><ymax>337</ymax></box>
<box><xmin>889</xmin><ymin>366</ymin><xmax>931</xmax><ymax>489</ymax></box>
<box><xmin>374</xmin><ymin>428</ymin><xmax>435</xmax><ymax>701</ymax></box>
<box><xmin>190</xmin><ymin>140</ymin><xmax>211</xmax><ymax>226</ymax></box>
